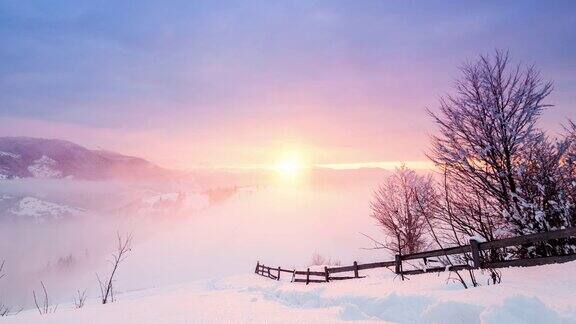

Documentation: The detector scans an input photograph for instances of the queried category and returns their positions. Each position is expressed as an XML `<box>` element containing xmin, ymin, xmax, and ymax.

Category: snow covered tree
<box><xmin>561</xmin><ymin>120</ymin><xmax>576</xmax><ymax>228</ymax></box>
<box><xmin>370</xmin><ymin>166</ymin><xmax>434</xmax><ymax>255</ymax></box>
<box><xmin>514</xmin><ymin>133</ymin><xmax>576</xmax><ymax>255</ymax></box>
<box><xmin>428</xmin><ymin>50</ymin><xmax>554</xmax><ymax>243</ymax></box>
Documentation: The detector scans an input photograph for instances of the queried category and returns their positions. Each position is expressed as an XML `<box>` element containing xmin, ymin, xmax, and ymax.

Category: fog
<box><xmin>0</xmin><ymin>169</ymin><xmax>393</xmax><ymax>309</ymax></box>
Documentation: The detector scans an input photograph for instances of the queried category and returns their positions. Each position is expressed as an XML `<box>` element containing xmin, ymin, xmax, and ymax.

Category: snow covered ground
<box><xmin>5</xmin><ymin>262</ymin><xmax>576</xmax><ymax>323</ymax></box>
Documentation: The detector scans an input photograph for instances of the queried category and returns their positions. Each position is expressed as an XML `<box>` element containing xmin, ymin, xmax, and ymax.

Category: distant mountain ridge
<box><xmin>0</xmin><ymin>137</ymin><xmax>170</xmax><ymax>180</ymax></box>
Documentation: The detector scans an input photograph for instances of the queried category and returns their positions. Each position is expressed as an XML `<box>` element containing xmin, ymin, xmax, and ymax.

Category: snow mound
<box><xmin>480</xmin><ymin>296</ymin><xmax>564</xmax><ymax>324</ymax></box>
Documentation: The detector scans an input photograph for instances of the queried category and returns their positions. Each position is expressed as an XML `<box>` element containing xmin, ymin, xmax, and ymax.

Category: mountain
<box><xmin>0</xmin><ymin>137</ymin><xmax>171</xmax><ymax>180</ymax></box>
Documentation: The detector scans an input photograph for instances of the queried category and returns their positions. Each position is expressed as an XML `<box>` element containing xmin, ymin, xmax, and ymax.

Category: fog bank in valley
<box><xmin>0</xmin><ymin>168</ymin><xmax>391</xmax><ymax>309</ymax></box>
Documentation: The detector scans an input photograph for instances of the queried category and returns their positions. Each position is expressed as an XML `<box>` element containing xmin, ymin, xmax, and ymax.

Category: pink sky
<box><xmin>1</xmin><ymin>1</ymin><xmax>574</xmax><ymax>171</ymax></box>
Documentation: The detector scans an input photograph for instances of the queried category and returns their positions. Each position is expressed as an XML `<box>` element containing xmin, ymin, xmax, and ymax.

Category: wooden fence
<box><xmin>254</xmin><ymin>227</ymin><xmax>576</xmax><ymax>284</ymax></box>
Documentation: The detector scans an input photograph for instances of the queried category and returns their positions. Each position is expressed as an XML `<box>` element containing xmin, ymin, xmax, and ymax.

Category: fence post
<box><xmin>324</xmin><ymin>266</ymin><xmax>330</xmax><ymax>282</ymax></box>
<box><xmin>291</xmin><ymin>269</ymin><xmax>296</xmax><ymax>283</ymax></box>
<box><xmin>470</xmin><ymin>239</ymin><xmax>481</xmax><ymax>269</ymax></box>
<box><xmin>255</xmin><ymin>261</ymin><xmax>259</xmax><ymax>274</ymax></box>
<box><xmin>277</xmin><ymin>267</ymin><xmax>281</xmax><ymax>281</ymax></box>
<box><xmin>395</xmin><ymin>254</ymin><xmax>404</xmax><ymax>281</ymax></box>
<box><xmin>353</xmin><ymin>261</ymin><xmax>359</xmax><ymax>278</ymax></box>
<box><xmin>306</xmin><ymin>268</ymin><xmax>310</xmax><ymax>285</ymax></box>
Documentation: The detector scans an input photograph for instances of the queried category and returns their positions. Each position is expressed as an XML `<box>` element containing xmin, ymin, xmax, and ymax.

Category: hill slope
<box><xmin>3</xmin><ymin>262</ymin><xmax>576</xmax><ymax>323</ymax></box>
<box><xmin>0</xmin><ymin>137</ymin><xmax>170</xmax><ymax>180</ymax></box>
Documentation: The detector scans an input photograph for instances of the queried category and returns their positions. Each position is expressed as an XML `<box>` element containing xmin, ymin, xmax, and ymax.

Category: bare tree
<box><xmin>97</xmin><ymin>232</ymin><xmax>132</xmax><ymax>304</ymax></box>
<box><xmin>428</xmin><ymin>50</ymin><xmax>554</xmax><ymax>240</ymax></box>
<box><xmin>32</xmin><ymin>281</ymin><xmax>58</xmax><ymax>315</ymax></box>
<box><xmin>370</xmin><ymin>165</ymin><xmax>434</xmax><ymax>255</ymax></box>
<box><xmin>73</xmin><ymin>289</ymin><xmax>87</xmax><ymax>309</ymax></box>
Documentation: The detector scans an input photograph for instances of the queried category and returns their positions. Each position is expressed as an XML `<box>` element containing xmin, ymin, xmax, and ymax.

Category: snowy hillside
<box><xmin>0</xmin><ymin>137</ymin><xmax>171</xmax><ymax>180</ymax></box>
<box><xmin>0</xmin><ymin>194</ymin><xmax>85</xmax><ymax>223</ymax></box>
<box><xmin>4</xmin><ymin>262</ymin><xmax>576</xmax><ymax>323</ymax></box>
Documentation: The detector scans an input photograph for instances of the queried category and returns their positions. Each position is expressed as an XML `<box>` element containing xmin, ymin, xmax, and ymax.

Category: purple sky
<box><xmin>1</xmin><ymin>1</ymin><xmax>575</xmax><ymax>170</ymax></box>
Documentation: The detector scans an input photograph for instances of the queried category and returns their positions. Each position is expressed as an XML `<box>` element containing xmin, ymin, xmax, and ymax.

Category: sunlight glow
<box><xmin>273</xmin><ymin>151</ymin><xmax>307</xmax><ymax>183</ymax></box>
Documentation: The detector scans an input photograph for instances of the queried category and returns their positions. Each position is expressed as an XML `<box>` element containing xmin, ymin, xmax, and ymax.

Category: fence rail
<box><xmin>254</xmin><ymin>227</ymin><xmax>576</xmax><ymax>284</ymax></box>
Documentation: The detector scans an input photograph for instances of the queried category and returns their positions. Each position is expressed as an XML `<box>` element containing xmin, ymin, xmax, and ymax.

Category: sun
<box><xmin>277</xmin><ymin>157</ymin><xmax>301</xmax><ymax>177</ymax></box>
<box><xmin>273</xmin><ymin>151</ymin><xmax>307</xmax><ymax>182</ymax></box>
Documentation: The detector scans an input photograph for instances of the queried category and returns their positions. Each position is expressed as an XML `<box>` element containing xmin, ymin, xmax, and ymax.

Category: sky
<box><xmin>1</xmin><ymin>0</ymin><xmax>575</xmax><ymax>171</ymax></box>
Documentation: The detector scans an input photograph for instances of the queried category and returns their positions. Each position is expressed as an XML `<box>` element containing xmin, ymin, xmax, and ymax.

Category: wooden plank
<box><xmin>402</xmin><ymin>264</ymin><xmax>472</xmax><ymax>275</ymax></box>
<box><xmin>295</xmin><ymin>270</ymin><xmax>325</xmax><ymax>276</ymax></box>
<box><xmin>357</xmin><ymin>261</ymin><xmax>396</xmax><ymax>270</ymax></box>
<box><xmin>330</xmin><ymin>276</ymin><xmax>365</xmax><ymax>280</ymax></box>
<box><xmin>294</xmin><ymin>279</ymin><xmax>326</xmax><ymax>283</ymax></box>
<box><xmin>327</xmin><ymin>265</ymin><xmax>357</xmax><ymax>273</ymax></box>
<box><xmin>483</xmin><ymin>254</ymin><xmax>576</xmax><ymax>269</ymax></box>
<box><xmin>480</xmin><ymin>227</ymin><xmax>576</xmax><ymax>250</ymax></box>
<box><xmin>402</xmin><ymin>245</ymin><xmax>471</xmax><ymax>260</ymax></box>
<box><xmin>328</xmin><ymin>261</ymin><xmax>396</xmax><ymax>273</ymax></box>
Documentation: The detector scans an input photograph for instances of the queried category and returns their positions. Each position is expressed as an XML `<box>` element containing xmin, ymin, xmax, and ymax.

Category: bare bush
<box><xmin>97</xmin><ymin>232</ymin><xmax>133</xmax><ymax>304</ymax></box>
<box><xmin>0</xmin><ymin>260</ymin><xmax>22</xmax><ymax>317</ymax></box>
<box><xmin>0</xmin><ymin>302</ymin><xmax>22</xmax><ymax>317</ymax></box>
<box><xmin>309</xmin><ymin>251</ymin><xmax>326</xmax><ymax>266</ymax></box>
<box><xmin>73</xmin><ymin>289</ymin><xmax>87</xmax><ymax>309</ymax></box>
<box><xmin>32</xmin><ymin>281</ymin><xmax>58</xmax><ymax>315</ymax></box>
<box><xmin>309</xmin><ymin>252</ymin><xmax>341</xmax><ymax>266</ymax></box>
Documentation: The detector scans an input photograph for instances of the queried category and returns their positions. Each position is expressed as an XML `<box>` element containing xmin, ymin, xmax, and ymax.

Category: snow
<box><xmin>0</xmin><ymin>151</ymin><xmax>20</xmax><ymax>159</ymax></box>
<box><xmin>468</xmin><ymin>235</ymin><xmax>487</xmax><ymax>243</ymax></box>
<box><xmin>3</xmin><ymin>262</ymin><xmax>576</xmax><ymax>323</ymax></box>
<box><xmin>10</xmin><ymin>196</ymin><xmax>85</xmax><ymax>222</ymax></box>
<box><xmin>0</xmin><ymin>166</ymin><xmax>14</xmax><ymax>180</ymax></box>
<box><xmin>27</xmin><ymin>155</ymin><xmax>62</xmax><ymax>178</ymax></box>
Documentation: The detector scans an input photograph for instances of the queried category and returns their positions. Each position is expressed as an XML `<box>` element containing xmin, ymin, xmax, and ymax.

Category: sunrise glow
<box><xmin>272</xmin><ymin>150</ymin><xmax>309</xmax><ymax>183</ymax></box>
